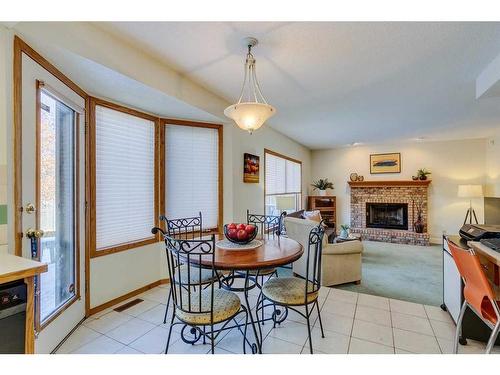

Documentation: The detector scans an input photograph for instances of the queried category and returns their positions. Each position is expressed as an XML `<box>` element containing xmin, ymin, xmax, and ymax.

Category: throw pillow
<box><xmin>302</xmin><ymin>210</ymin><xmax>322</xmax><ymax>223</ymax></box>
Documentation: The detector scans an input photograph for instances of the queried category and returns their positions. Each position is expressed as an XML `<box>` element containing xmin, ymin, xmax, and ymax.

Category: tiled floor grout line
<box><xmin>68</xmin><ymin>286</ymin><xmax>487</xmax><ymax>354</ymax></box>
<box><xmin>388</xmin><ymin>301</ymin><xmax>396</xmax><ymax>354</ymax></box>
<box><xmin>345</xmin><ymin>296</ymin><xmax>357</xmax><ymax>354</ymax></box>
<box><xmin>423</xmin><ymin>305</ymin><xmax>444</xmax><ymax>354</ymax></box>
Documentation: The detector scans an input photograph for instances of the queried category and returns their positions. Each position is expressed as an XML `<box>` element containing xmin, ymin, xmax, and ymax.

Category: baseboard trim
<box><xmin>88</xmin><ymin>278</ymin><xmax>170</xmax><ymax>317</ymax></box>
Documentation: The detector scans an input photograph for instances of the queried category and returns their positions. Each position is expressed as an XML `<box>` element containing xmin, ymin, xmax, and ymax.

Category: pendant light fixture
<box><xmin>224</xmin><ymin>37</ymin><xmax>276</xmax><ymax>134</ymax></box>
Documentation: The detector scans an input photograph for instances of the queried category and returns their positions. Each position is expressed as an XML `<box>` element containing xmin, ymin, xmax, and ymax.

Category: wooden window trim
<box><xmin>160</xmin><ymin>118</ymin><xmax>224</xmax><ymax>234</ymax></box>
<box><xmin>89</xmin><ymin>97</ymin><xmax>161</xmax><ymax>258</ymax></box>
<box><xmin>263</xmin><ymin>148</ymin><xmax>303</xmax><ymax>214</ymax></box>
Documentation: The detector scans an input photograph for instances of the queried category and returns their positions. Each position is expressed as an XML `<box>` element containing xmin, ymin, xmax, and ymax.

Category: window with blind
<box><xmin>265</xmin><ymin>150</ymin><xmax>302</xmax><ymax>216</ymax></box>
<box><xmin>94</xmin><ymin>104</ymin><xmax>157</xmax><ymax>251</ymax></box>
<box><xmin>165</xmin><ymin>124</ymin><xmax>220</xmax><ymax>230</ymax></box>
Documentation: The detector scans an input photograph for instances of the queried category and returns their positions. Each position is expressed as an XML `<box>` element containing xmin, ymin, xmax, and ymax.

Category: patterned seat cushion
<box><xmin>248</xmin><ymin>268</ymin><xmax>276</xmax><ymax>276</ymax></box>
<box><xmin>262</xmin><ymin>277</ymin><xmax>318</xmax><ymax>306</ymax></box>
<box><xmin>175</xmin><ymin>288</ymin><xmax>241</xmax><ymax>325</ymax></box>
<box><xmin>173</xmin><ymin>265</ymin><xmax>218</xmax><ymax>285</ymax></box>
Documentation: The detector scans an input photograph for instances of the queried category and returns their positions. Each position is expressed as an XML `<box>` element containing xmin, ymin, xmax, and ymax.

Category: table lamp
<box><xmin>457</xmin><ymin>184</ymin><xmax>484</xmax><ymax>224</ymax></box>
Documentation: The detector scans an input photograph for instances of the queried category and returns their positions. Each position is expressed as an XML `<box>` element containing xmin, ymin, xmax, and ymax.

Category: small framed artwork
<box><xmin>243</xmin><ymin>153</ymin><xmax>260</xmax><ymax>183</ymax></box>
<box><xmin>370</xmin><ymin>152</ymin><xmax>401</xmax><ymax>174</ymax></box>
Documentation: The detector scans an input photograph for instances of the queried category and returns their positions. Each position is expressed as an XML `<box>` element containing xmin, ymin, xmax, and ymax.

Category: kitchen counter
<box><xmin>0</xmin><ymin>253</ymin><xmax>47</xmax><ymax>284</ymax></box>
<box><xmin>0</xmin><ymin>252</ymin><xmax>47</xmax><ymax>354</ymax></box>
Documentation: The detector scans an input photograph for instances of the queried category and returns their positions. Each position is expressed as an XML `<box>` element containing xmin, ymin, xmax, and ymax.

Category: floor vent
<box><xmin>114</xmin><ymin>298</ymin><xmax>144</xmax><ymax>312</ymax></box>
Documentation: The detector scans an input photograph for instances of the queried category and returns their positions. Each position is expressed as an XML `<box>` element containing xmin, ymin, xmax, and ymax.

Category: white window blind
<box><xmin>95</xmin><ymin>105</ymin><xmax>156</xmax><ymax>249</ymax></box>
<box><xmin>166</xmin><ymin>125</ymin><xmax>219</xmax><ymax>229</ymax></box>
<box><xmin>265</xmin><ymin>153</ymin><xmax>301</xmax><ymax>195</ymax></box>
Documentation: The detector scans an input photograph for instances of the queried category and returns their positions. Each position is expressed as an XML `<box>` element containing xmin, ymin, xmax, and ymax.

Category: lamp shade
<box><xmin>224</xmin><ymin>102</ymin><xmax>276</xmax><ymax>133</ymax></box>
<box><xmin>457</xmin><ymin>184</ymin><xmax>484</xmax><ymax>198</ymax></box>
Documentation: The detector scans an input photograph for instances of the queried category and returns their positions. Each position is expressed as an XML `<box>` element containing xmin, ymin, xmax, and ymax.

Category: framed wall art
<box><xmin>370</xmin><ymin>152</ymin><xmax>401</xmax><ymax>174</ymax></box>
<box><xmin>243</xmin><ymin>153</ymin><xmax>260</xmax><ymax>183</ymax></box>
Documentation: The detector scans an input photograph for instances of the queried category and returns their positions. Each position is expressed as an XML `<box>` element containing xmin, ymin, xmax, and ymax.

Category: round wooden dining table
<box><xmin>193</xmin><ymin>235</ymin><xmax>303</xmax><ymax>354</ymax></box>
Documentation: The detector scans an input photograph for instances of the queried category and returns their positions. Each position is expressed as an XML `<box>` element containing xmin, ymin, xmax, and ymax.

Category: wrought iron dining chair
<box><xmin>160</xmin><ymin>212</ymin><xmax>203</xmax><ymax>240</ymax></box>
<box><xmin>256</xmin><ymin>223</ymin><xmax>326</xmax><ymax>354</ymax></box>
<box><xmin>244</xmin><ymin>210</ymin><xmax>288</xmax><ymax>323</ymax></box>
<box><xmin>160</xmin><ymin>233</ymin><xmax>249</xmax><ymax>354</ymax></box>
<box><xmin>155</xmin><ymin>213</ymin><xmax>219</xmax><ymax>324</ymax></box>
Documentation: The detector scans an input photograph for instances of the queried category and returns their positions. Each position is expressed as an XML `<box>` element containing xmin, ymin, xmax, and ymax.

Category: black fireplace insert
<box><xmin>366</xmin><ymin>203</ymin><xmax>408</xmax><ymax>230</ymax></box>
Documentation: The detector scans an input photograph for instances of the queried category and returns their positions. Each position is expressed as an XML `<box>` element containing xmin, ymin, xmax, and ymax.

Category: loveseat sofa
<box><xmin>284</xmin><ymin>215</ymin><xmax>363</xmax><ymax>286</ymax></box>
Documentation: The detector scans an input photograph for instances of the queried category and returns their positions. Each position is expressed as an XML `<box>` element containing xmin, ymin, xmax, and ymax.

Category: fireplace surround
<box><xmin>348</xmin><ymin>180</ymin><xmax>430</xmax><ymax>245</ymax></box>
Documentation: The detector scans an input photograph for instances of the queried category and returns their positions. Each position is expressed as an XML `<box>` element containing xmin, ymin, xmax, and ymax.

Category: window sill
<box><xmin>90</xmin><ymin>237</ymin><xmax>158</xmax><ymax>258</ymax></box>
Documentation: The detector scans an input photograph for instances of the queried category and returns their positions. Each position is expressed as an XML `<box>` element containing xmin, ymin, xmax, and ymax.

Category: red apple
<box><xmin>245</xmin><ymin>225</ymin><xmax>255</xmax><ymax>235</ymax></box>
<box><xmin>228</xmin><ymin>223</ymin><xmax>237</xmax><ymax>230</ymax></box>
<box><xmin>236</xmin><ymin>223</ymin><xmax>246</xmax><ymax>231</ymax></box>
<box><xmin>237</xmin><ymin>229</ymin><xmax>248</xmax><ymax>241</ymax></box>
<box><xmin>227</xmin><ymin>228</ymin><xmax>238</xmax><ymax>239</ymax></box>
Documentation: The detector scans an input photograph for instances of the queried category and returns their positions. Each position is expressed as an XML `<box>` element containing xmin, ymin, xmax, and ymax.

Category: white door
<box><xmin>20</xmin><ymin>53</ymin><xmax>86</xmax><ymax>353</ymax></box>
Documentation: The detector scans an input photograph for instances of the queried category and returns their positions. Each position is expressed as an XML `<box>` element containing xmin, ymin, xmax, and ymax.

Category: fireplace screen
<box><xmin>366</xmin><ymin>203</ymin><xmax>408</xmax><ymax>230</ymax></box>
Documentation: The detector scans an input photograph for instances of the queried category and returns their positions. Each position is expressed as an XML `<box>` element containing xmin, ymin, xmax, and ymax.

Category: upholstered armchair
<box><xmin>284</xmin><ymin>216</ymin><xmax>363</xmax><ymax>286</ymax></box>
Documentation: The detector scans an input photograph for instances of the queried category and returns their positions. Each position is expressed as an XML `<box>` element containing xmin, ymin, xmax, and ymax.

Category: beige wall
<box><xmin>0</xmin><ymin>26</ymin><xmax>12</xmax><ymax>255</ymax></box>
<box><xmin>486</xmin><ymin>133</ymin><xmax>500</xmax><ymax>198</ymax></box>
<box><xmin>312</xmin><ymin>139</ymin><xmax>488</xmax><ymax>243</ymax></box>
<box><xmin>230</xmin><ymin>124</ymin><xmax>312</xmax><ymax>223</ymax></box>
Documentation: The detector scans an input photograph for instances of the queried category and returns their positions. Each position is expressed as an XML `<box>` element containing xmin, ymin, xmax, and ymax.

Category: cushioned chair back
<box><xmin>164</xmin><ymin>234</ymin><xmax>216</xmax><ymax>317</ymax></box>
<box><xmin>247</xmin><ymin>209</ymin><xmax>283</xmax><ymax>238</ymax></box>
<box><xmin>449</xmin><ymin>242</ymin><xmax>497</xmax><ymax>324</ymax></box>
<box><xmin>160</xmin><ymin>212</ymin><xmax>203</xmax><ymax>239</ymax></box>
<box><xmin>304</xmin><ymin>224</ymin><xmax>325</xmax><ymax>295</ymax></box>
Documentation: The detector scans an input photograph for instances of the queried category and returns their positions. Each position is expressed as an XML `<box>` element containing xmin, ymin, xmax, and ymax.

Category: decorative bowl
<box><xmin>223</xmin><ymin>223</ymin><xmax>258</xmax><ymax>245</ymax></box>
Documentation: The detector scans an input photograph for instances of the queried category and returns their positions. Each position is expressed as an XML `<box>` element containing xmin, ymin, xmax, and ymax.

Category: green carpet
<box><xmin>335</xmin><ymin>241</ymin><xmax>442</xmax><ymax>306</ymax></box>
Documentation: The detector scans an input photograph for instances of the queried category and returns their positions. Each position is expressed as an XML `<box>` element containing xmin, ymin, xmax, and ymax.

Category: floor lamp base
<box><xmin>463</xmin><ymin>208</ymin><xmax>479</xmax><ymax>225</ymax></box>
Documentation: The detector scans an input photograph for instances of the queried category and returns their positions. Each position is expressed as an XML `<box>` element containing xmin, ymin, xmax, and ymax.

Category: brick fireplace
<box><xmin>348</xmin><ymin>180</ymin><xmax>431</xmax><ymax>246</ymax></box>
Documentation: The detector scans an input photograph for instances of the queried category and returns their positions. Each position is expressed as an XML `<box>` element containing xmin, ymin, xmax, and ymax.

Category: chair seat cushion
<box><xmin>248</xmin><ymin>268</ymin><xmax>276</xmax><ymax>276</ymax></box>
<box><xmin>262</xmin><ymin>277</ymin><xmax>318</xmax><ymax>306</ymax></box>
<box><xmin>175</xmin><ymin>288</ymin><xmax>241</xmax><ymax>325</ymax></box>
<box><xmin>174</xmin><ymin>265</ymin><xmax>218</xmax><ymax>284</ymax></box>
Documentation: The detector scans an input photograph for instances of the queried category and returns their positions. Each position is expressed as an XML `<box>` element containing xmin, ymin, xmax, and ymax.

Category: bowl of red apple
<box><xmin>223</xmin><ymin>223</ymin><xmax>258</xmax><ymax>244</ymax></box>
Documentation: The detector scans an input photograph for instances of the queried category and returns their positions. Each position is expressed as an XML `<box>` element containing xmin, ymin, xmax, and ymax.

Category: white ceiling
<box><xmin>12</xmin><ymin>33</ymin><xmax>221</xmax><ymax>123</ymax></box>
<box><xmin>91</xmin><ymin>22</ymin><xmax>500</xmax><ymax>149</ymax></box>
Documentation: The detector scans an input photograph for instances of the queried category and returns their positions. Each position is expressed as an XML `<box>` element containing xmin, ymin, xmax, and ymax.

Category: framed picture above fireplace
<box><xmin>370</xmin><ymin>152</ymin><xmax>401</xmax><ymax>174</ymax></box>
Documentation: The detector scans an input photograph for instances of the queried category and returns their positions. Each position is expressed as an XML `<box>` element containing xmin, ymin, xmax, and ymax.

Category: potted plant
<box><xmin>339</xmin><ymin>224</ymin><xmax>350</xmax><ymax>238</ymax></box>
<box><xmin>417</xmin><ymin>168</ymin><xmax>431</xmax><ymax>181</ymax></box>
<box><xmin>311</xmin><ymin>178</ymin><xmax>334</xmax><ymax>196</ymax></box>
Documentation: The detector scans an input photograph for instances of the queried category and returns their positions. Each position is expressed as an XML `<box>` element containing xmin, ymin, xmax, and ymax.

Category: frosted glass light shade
<box><xmin>224</xmin><ymin>102</ymin><xmax>276</xmax><ymax>133</ymax></box>
<box><xmin>457</xmin><ymin>184</ymin><xmax>484</xmax><ymax>198</ymax></box>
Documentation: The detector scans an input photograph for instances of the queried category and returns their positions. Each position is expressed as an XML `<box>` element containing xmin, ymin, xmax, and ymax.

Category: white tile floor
<box><xmin>56</xmin><ymin>284</ymin><xmax>499</xmax><ymax>354</ymax></box>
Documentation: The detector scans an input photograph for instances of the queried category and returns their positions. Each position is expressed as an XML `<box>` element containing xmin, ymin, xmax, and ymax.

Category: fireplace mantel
<box><xmin>348</xmin><ymin>180</ymin><xmax>431</xmax><ymax>188</ymax></box>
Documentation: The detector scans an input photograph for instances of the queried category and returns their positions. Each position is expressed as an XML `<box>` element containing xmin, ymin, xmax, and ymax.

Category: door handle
<box><xmin>26</xmin><ymin>228</ymin><xmax>44</xmax><ymax>239</ymax></box>
<box><xmin>24</xmin><ymin>203</ymin><xmax>36</xmax><ymax>214</ymax></box>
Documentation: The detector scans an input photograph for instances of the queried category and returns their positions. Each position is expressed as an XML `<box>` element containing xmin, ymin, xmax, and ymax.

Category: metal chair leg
<box><xmin>163</xmin><ymin>288</ymin><xmax>172</xmax><ymax>324</ymax></box>
<box><xmin>211</xmin><ymin>324</ymin><xmax>215</xmax><ymax>354</ymax></box>
<box><xmin>165</xmin><ymin>312</ymin><xmax>175</xmax><ymax>354</ymax></box>
<box><xmin>305</xmin><ymin>303</ymin><xmax>314</xmax><ymax>354</ymax></box>
<box><xmin>315</xmin><ymin>300</ymin><xmax>325</xmax><ymax>338</ymax></box>
<box><xmin>454</xmin><ymin>301</ymin><xmax>468</xmax><ymax>354</ymax></box>
<box><xmin>486</xmin><ymin>322</ymin><xmax>500</xmax><ymax>354</ymax></box>
<box><xmin>261</xmin><ymin>276</ymin><xmax>265</xmax><ymax>325</ymax></box>
<box><xmin>237</xmin><ymin>311</ymin><xmax>249</xmax><ymax>354</ymax></box>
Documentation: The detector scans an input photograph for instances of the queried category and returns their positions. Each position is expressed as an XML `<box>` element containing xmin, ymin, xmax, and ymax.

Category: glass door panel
<box><xmin>38</xmin><ymin>90</ymin><xmax>77</xmax><ymax>323</ymax></box>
